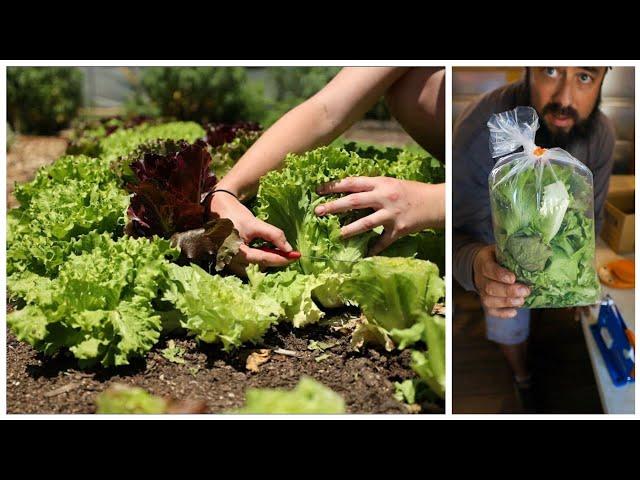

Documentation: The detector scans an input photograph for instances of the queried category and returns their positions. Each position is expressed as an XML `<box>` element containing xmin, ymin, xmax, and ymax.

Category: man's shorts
<box><xmin>485</xmin><ymin>308</ymin><xmax>531</xmax><ymax>345</ymax></box>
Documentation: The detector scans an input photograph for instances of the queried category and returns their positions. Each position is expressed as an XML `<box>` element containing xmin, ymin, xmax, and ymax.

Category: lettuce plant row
<box><xmin>7</xmin><ymin>120</ymin><xmax>445</xmax><ymax>398</ymax></box>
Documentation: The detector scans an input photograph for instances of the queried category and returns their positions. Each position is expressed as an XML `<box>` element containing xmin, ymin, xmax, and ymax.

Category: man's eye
<box><xmin>544</xmin><ymin>67</ymin><xmax>558</xmax><ymax>77</ymax></box>
<box><xmin>578</xmin><ymin>73</ymin><xmax>593</xmax><ymax>84</ymax></box>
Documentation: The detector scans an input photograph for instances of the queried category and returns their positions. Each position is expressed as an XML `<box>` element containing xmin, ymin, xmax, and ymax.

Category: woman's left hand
<box><xmin>315</xmin><ymin>176</ymin><xmax>445</xmax><ymax>256</ymax></box>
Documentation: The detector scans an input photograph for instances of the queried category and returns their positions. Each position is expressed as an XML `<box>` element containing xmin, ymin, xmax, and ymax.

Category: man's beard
<box><xmin>523</xmin><ymin>71</ymin><xmax>602</xmax><ymax>149</ymax></box>
<box><xmin>535</xmin><ymin>102</ymin><xmax>600</xmax><ymax>149</ymax></box>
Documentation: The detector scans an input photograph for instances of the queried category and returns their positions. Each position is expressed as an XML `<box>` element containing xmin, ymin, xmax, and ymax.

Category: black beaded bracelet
<box><xmin>201</xmin><ymin>189</ymin><xmax>239</xmax><ymax>206</ymax></box>
<box><xmin>211</xmin><ymin>189</ymin><xmax>239</xmax><ymax>200</ymax></box>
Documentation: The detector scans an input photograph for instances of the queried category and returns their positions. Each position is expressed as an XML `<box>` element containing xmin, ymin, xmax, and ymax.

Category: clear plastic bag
<box><xmin>487</xmin><ymin>106</ymin><xmax>600</xmax><ymax>308</ymax></box>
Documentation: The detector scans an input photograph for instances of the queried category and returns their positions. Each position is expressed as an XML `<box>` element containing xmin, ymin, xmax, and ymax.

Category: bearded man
<box><xmin>452</xmin><ymin>67</ymin><xmax>615</xmax><ymax>412</ymax></box>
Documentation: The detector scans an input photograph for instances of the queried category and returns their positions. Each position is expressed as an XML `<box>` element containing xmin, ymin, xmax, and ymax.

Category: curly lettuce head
<box><xmin>8</xmin><ymin>234</ymin><xmax>177</xmax><ymax>367</ymax></box>
<box><xmin>236</xmin><ymin>376</ymin><xmax>346</xmax><ymax>414</ymax></box>
<box><xmin>7</xmin><ymin>157</ymin><xmax>130</xmax><ymax>279</ymax></box>
<box><xmin>342</xmin><ymin>257</ymin><xmax>444</xmax><ymax>331</ymax></box>
<box><xmin>162</xmin><ymin>263</ymin><xmax>282</xmax><ymax>351</ymax></box>
<box><xmin>99</xmin><ymin>121</ymin><xmax>205</xmax><ymax>163</ymax></box>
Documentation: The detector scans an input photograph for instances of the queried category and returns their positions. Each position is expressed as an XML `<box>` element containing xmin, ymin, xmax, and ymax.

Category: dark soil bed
<box><xmin>6</xmin><ymin>318</ymin><xmax>442</xmax><ymax>415</ymax></box>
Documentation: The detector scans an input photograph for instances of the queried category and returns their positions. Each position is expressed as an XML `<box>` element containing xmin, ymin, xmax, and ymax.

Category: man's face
<box><xmin>529</xmin><ymin>67</ymin><xmax>607</xmax><ymax>140</ymax></box>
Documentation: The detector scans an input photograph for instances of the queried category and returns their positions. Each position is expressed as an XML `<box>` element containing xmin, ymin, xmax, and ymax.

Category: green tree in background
<box><xmin>127</xmin><ymin>67</ymin><xmax>266</xmax><ymax>124</ymax></box>
<box><xmin>125</xmin><ymin>67</ymin><xmax>392</xmax><ymax>126</ymax></box>
<box><xmin>7</xmin><ymin>67</ymin><xmax>83</xmax><ymax>135</ymax></box>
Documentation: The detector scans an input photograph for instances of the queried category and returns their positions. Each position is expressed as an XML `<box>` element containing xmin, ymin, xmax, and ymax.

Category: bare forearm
<box><xmin>217</xmin><ymin>67</ymin><xmax>407</xmax><ymax>201</ymax></box>
<box><xmin>216</xmin><ymin>99</ymin><xmax>337</xmax><ymax>201</ymax></box>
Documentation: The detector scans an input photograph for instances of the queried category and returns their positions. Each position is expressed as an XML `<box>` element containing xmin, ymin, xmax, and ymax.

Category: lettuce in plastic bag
<box><xmin>488</xmin><ymin>107</ymin><xmax>599</xmax><ymax>308</ymax></box>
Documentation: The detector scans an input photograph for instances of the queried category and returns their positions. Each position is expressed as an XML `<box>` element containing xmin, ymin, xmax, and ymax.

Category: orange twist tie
<box><xmin>533</xmin><ymin>147</ymin><xmax>547</xmax><ymax>157</ymax></box>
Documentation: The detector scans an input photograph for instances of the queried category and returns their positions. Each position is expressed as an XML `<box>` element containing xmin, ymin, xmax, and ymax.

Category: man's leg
<box><xmin>498</xmin><ymin>341</ymin><xmax>530</xmax><ymax>382</ymax></box>
<box><xmin>485</xmin><ymin>309</ymin><xmax>537</xmax><ymax>411</ymax></box>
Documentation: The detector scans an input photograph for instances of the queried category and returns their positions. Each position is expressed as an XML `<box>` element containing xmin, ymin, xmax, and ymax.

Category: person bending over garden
<box><xmin>209</xmin><ymin>67</ymin><xmax>445</xmax><ymax>270</ymax></box>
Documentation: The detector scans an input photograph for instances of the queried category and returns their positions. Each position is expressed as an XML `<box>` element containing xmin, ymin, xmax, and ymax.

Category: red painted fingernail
<box><xmin>257</xmin><ymin>246</ymin><xmax>301</xmax><ymax>260</ymax></box>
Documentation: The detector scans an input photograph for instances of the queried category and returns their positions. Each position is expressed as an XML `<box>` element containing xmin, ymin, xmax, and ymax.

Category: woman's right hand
<box><xmin>209</xmin><ymin>191</ymin><xmax>296</xmax><ymax>271</ymax></box>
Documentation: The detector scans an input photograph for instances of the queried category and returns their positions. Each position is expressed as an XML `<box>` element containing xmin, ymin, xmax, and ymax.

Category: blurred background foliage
<box><xmin>7</xmin><ymin>67</ymin><xmax>84</xmax><ymax>134</ymax></box>
<box><xmin>7</xmin><ymin>66</ymin><xmax>392</xmax><ymax>136</ymax></box>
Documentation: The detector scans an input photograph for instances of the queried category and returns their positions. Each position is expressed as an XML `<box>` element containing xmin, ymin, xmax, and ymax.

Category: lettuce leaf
<box><xmin>339</xmin><ymin>141</ymin><xmax>444</xmax><ymax>183</ymax></box>
<box><xmin>256</xmin><ymin>147</ymin><xmax>381</xmax><ymax>272</ymax></box>
<box><xmin>67</xmin><ymin>115</ymin><xmax>157</xmax><ymax>156</ymax></box>
<box><xmin>411</xmin><ymin>313</ymin><xmax>445</xmax><ymax>399</ymax></box>
<box><xmin>247</xmin><ymin>265</ymin><xmax>325</xmax><ymax>327</ymax></box>
<box><xmin>538</xmin><ymin>180</ymin><xmax>570</xmax><ymax>243</ymax></box>
<box><xmin>96</xmin><ymin>384</ymin><xmax>168</xmax><ymax>414</ymax></box>
<box><xmin>7</xmin><ymin>165</ymin><xmax>130</xmax><ymax>279</ymax></box>
<box><xmin>255</xmin><ymin>147</ymin><xmax>383</xmax><ymax>308</ymax></box>
<box><xmin>204</xmin><ymin>121</ymin><xmax>261</xmax><ymax>147</ymax></box>
<box><xmin>341</xmin><ymin>257</ymin><xmax>444</xmax><ymax>335</ymax></box>
<box><xmin>209</xmin><ymin>129</ymin><xmax>261</xmax><ymax>178</ymax></box>
<box><xmin>254</xmin><ymin>145</ymin><xmax>445</xmax><ymax>310</ymax></box>
<box><xmin>7</xmin><ymin>234</ymin><xmax>177</xmax><ymax>367</ymax></box>
<box><xmin>501</xmin><ymin>235</ymin><xmax>552</xmax><ymax>272</ymax></box>
<box><xmin>490</xmin><ymin>162</ymin><xmax>599</xmax><ymax>308</ymax></box>
<box><xmin>125</xmin><ymin>139</ymin><xmax>216</xmax><ymax>237</ymax></box>
<box><xmin>162</xmin><ymin>264</ymin><xmax>281</xmax><ymax>350</ymax></box>
<box><xmin>379</xmin><ymin>229</ymin><xmax>445</xmax><ymax>274</ymax></box>
<box><xmin>121</xmin><ymin>139</ymin><xmax>241</xmax><ymax>270</ymax></box>
<box><xmin>13</xmin><ymin>154</ymin><xmax>116</xmax><ymax>207</ymax></box>
<box><xmin>99</xmin><ymin>121</ymin><xmax>205</xmax><ymax>163</ymax></box>
<box><xmin>236</xmin><ymin>376</ymin><xmax>346</xmax><ymax>414</ymax></box>
<box><xmin>341</xmin><ymin>255</ymin><xmax>445</xmax><ymax>397</ymax></box>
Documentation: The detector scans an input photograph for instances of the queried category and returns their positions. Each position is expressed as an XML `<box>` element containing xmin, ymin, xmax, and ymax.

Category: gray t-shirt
<box><xmin>452</xmin><ymin>80</ymin><xmax>616</xmax><ymax>292</ymax></box>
